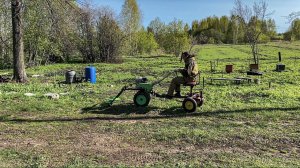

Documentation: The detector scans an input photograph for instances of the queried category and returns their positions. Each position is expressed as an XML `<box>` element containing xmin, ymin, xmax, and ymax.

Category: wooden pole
<box><xmin>278</xmin><ymin>52</ymin><xmax>281</xmax><ymax>62</ymax></box>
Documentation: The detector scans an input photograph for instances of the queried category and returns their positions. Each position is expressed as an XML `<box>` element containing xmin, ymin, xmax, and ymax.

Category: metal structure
<box><xmin>105</xmin><ymin>72</ymin><xmax>204</xmax><ymax>113</ymax></box>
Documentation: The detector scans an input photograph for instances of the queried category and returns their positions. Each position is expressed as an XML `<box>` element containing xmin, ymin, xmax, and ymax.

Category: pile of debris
<box><xmin>0</xmin><ymin>76</ymin><xmax>10</xmax><ymax>83</ymax></box>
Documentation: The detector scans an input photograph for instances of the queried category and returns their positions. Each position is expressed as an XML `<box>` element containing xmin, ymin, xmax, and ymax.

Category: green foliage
<box><xmin>95</xmin><ymin>8</ymin><xmax>123</xmax><ymax>62</ymax></box>
<box><xmin>23</xmin><ymin>0</ymin><xmax>79</xmax><ymax>64</ymax></box>
<box><xmin>136</xmin><ymin>29</ymin><xmax>159</xmax><ymax>55</ymax></box>
<box><xmin>147</xmin><ymin>17</ymin><xmax>166</xmax><ymax>50</ymax></box>
<box><xmin>266</xmin><ymin>19</ymin><xmax>277</xmax><ymax>39</ymax></box>
<box><xmin>120</xmin><ymin>0</ymin><xmax>142</xmax><ymax>56</ymax></box>
<box><xmin>258</xmin><ymin>33</ymin><xmax>270</xmax><ymax>43</ymax></box>
<box><xmin>0</xmin><ymin>0</ymin><xmax>13</xmax><ymax>69</ymax></box>
<box><xmin>290</xmin><ymin>19</ymin><xmax>300</xmax><ymax>40</ymax></box>
<box><xmin>189</xmin><ymin>15</ymin><xmax>277</xmax><ymax>45</ymax></box>
<box><xmin>148</xmin><ymin>18</ymin><xmax>190</xmax><ymax>56</ymax></box>
<box><xmin>208</xmin><ymin>37</ymin><xmax>215</xmax><ymax>44</ymax></box>
<box><xmin>283</xmin><ymin>31</ymin><xmax>295</xmax><ymax>41</ymax></box>
<box><xmin>76</xmin><ymin>5</ymin><xmax>96</xmax><ymax>63</ymax></box>
<box><xmin>2</xmin><ymin>0</ymin><xmax>297</xmax><ymax>70</ymax></box>
<box><xmin>283</xmin><ymin>19</ymin><xmax>300</xmax><ymax>41</ymax></box>
<box><xmin>160</xmin><ymin>19</ymin><xmax>190</xmax><ymax>56</ymax></box>
<box><xmin>120</xmin><ymin>0</ymin><xmax>141</xmax><ymax>33</ymax></box>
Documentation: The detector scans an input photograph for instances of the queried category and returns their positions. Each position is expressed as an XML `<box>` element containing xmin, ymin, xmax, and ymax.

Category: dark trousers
<box><xmin>167</xmin><ymin>76</ymin><xmax>186</xmax><ymax>96</ymax></box>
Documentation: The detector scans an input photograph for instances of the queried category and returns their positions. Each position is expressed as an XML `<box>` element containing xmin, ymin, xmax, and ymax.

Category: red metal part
<box><xmin>192</xmin><ymin>91</ymin><xmax>204</xmax><ymax>107</ymax></box>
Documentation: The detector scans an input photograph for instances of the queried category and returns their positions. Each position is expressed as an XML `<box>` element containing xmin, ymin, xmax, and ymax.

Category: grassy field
<box><xmin>0</xmin><ymin>42</ymin><xmax>299</xmax><ymax>167</ymax></box>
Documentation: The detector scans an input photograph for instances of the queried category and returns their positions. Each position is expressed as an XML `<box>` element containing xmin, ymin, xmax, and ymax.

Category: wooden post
<box><xmin>213</xmin><ymin>61</ymin><xmax>216</xmax><ymax>71</ymax></box>
<box><xmin>278</xmin><ymin>52</ymin><xmax>281</xmax><ymax>62</ymax></box>
<box><xmin>295</xmin><ymin>57</ymin><xmax>297</xmax><ymax>71</ymax></box>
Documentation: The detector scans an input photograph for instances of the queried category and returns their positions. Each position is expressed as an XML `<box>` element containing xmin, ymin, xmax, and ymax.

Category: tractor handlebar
<box><xmin>151</xmin><ymin>71</ymin><xmax>174</xmax><ymax>86</ymax></box>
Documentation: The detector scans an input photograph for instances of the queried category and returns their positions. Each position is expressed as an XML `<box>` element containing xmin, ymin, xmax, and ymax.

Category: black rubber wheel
<box><xmin>133</xmin><ymin>91</ymin><xmax>151</xmax><ymax>107</ymax></box>
<box><xmin>182</xmin><ymin>97</ymin><xmax>197</xmax><ymax>113</ymax></box>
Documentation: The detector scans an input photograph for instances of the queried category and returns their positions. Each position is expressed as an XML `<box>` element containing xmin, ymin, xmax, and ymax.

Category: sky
<box><xmin>87</xmin><ymin>0</ymin><xmax>300</xmax><ymax>33</ymax></box>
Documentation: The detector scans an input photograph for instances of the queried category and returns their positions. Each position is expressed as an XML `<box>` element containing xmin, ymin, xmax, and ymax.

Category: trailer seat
<box><xmin>183</xmin><ymin>71</ymin><xmax>200</xmax><ymax>95</ymax></box>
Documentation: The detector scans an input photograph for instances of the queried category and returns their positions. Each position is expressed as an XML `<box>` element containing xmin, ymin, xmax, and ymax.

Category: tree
<box><xmin>136</xmin><ymin>28</ymin><xmax>158</xmax><ymax>55</ymax></box>
<box><xmin>3</xmin><ymin>0</ymin><xmax>124</xmax><ymax>70</ymax></box>
<box><xmin>148</xmin><ymin>17</ymin><xmax>164</xmax><ymax>37</ymax></box>
<box><xmin>226</xmin><ymin>15</ymin><xmax>243</xmax><ymax>44</ymax></box>
<box><xmin>287</xmin><ymin>11</ymin><xmax>300</xmax><ymax>23</ymax></box>
<box><xmin>77</xmin><ymin>2</ymin><xmax>96</xmax><ymax>62</ymax></box>
<box><xmin>43</xmin><ymin>0</ymin><xmax>79</xmax><ymax>63</ymax></box>
<box><xmin>11</xmin><ymin>0</ymin><xmax>27</xmax><ymax>82</ymax></box>
<box><xmin>265</xmin><ymin>19</ymin><xmax>276</xmax><ymax>39</ymax></box>
<box><xmin>283</xmin><ymin>31</ymin><xmax>294</xmax><ymax>41</ymax></box>
<box><xmin>147</xmin><ymin>17</ymin><xmax>166</xmax><ymax>48</ymax></box>
<box><xmin>120</xmin><ymin>0</ymin><xmax>141</xmax><ymax>55</ymax></box>
<box><xmin>220</xmin><ymin>16</ymin><xmax>229</xmax><ymax>34</ymax></box>
<box><xmin>0</xmin><ymin>0</ymin><xmax>12</xmax><ymax>69</ymax></box>
<box><xmin>95</xmin><ymin>7</ymin><xmax>123</xmax><ymax>62</ymax></box>
<box><xmin>22</xmin><ymin>0</ymin><xmax>80</xmax><ymax>65</ymax></box>
<box><xmin>232</xmin><ymin>0</ymin><xmax>269</xmax><ymax>65</ymax></box>
<box><xmin>284</xmin><ymin>12</ymin><xmax>300</xmax><ymax>41</ymax></box>
<box><xmin>162</xmin><ymin>19</ymin><xmax>190</xmax><ymax>56</ymax></box>
<box><xmin>191</xmin><ymin>20</ymin><xmax>199</xmax><ymax>35</ymax></box>
<box><xmin>291</xmin><ymin>19</ymin><xmax>300</xmax><ymax>40</ymax></box>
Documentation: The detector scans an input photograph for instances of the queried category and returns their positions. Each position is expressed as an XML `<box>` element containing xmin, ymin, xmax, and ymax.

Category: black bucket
<box><xmin>276</xmin><ymin>64</ymin><xmax>285</xmax><ymax>72</ymax></box>
<box><xmin>65</xmin><ymin>70</ymin><xmax>76</xmax><ymax>84</ymax></box>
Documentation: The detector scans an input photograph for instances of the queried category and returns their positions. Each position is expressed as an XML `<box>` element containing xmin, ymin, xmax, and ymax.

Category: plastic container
<box><xmin>249</xmin><ymin>64</ymin><xmax>259</xmax><ymax>71</ymax></box>
<box><xmin>225</xmin><ymin>64</ymin><xmax>233</xmax><ymax>73</ymax></box>
<box><xmin>276</xmin><ymin>63</ymin><xmax>285</xmax><ymax>72</ymax></box>
<box><xmin>85</xmin><ymin>66</ymin><xmax>96</xmax><ymax>84</ymax></box>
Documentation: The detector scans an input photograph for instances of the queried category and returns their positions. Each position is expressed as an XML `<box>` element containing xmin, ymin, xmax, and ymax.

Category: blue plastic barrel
<box><xmin>85</xmin><ymin>66</ymin><xmax>96</xmax><ymax>84</ymax></box>
<box><xmin>85</xmin><ymin>67</ymin><xmax>90</xmax><ymax>81</ymax></box>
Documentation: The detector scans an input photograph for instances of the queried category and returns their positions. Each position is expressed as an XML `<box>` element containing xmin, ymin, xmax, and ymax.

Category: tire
<box><xmin>182</xmin><ymin>97</ymin><xmax>197</xmax><ymax>113</ymax></box>
<box><xmin>133</xmin><ymin>91</ymin><xmax>151</xmax><ymax>107</ymax></box>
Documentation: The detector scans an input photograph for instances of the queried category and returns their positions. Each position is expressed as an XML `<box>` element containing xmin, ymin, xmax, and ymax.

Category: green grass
<box><xmin>0</xmin><ymin>42</ymin><xmax>299</xmax><ymax>167</ymax></box>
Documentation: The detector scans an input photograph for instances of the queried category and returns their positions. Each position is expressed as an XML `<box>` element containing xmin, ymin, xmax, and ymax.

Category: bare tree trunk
<box><xmin>251</xmin><ymin>43</ymin><xmax>257</xmax><ymax>64</ymax></box>
<box><xmin>85</xmin><ymin>13</ymin><xmax>94</xmax><ymax>62</ymax></box>
<box><xmin>11</xmin><ymin>0</ymin><xmax>27</xmax><ymax>82</ymax></box>
<box><xmin>87</xmin><ymin>29</ymin><xmax>94</xmax><ymax>62</ymax></box>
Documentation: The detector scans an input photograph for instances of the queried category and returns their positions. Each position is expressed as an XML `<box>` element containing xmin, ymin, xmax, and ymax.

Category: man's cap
<box><xmin>180</xmin><ymin>52</ymin><xmax>190</xmax><ymax>62</ymax></box>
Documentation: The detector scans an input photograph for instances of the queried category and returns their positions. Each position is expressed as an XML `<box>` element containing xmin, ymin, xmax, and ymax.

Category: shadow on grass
<box><xmin>138</xmin><ymin>55</ymin><xmax>171</xmax><ymax>59</ymax></box>
<box><xmin>0</xmin><ymin>106</ymin><xmax>299</xmax><ymax>123</ymax></box>
<box><xmin>80</xmin><ymin>103</ymin><xmax>167</xmax><ymax>115</ymax></box>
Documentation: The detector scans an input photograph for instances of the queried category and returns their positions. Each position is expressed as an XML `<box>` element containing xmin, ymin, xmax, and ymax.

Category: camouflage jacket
<box><xmin>182</xmin><ymin>57</ymin><xmax>199</xmax><ymax>78</ymax></box>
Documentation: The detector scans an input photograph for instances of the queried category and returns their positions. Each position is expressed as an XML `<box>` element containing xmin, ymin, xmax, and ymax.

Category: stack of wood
<box><xmin>0</xmin><ymin>76</ymin><xmax>10</xmax><ymax>83</ymax></box>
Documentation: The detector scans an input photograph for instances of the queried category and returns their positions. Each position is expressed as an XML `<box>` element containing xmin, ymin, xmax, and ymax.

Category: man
<box><xmin>166</xmin><ymin>52</ymin><xmax>199</xmax><ymax>99</ymax></box>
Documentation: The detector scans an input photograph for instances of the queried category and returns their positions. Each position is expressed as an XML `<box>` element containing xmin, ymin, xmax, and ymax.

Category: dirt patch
<box><xmin>1</xmin><ymin>118</ymin><xmax>299</xmax><ymax>167</ymax></box>
<box><xmin>0</xmin><ymin>137</ymin><xmax>48</xmax><ymax>149</ymax></box>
